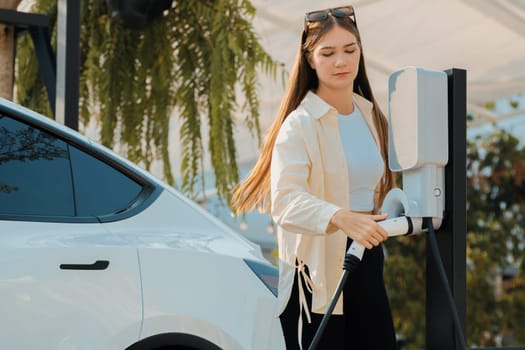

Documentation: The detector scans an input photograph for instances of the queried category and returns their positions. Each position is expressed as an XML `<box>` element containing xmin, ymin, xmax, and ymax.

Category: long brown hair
<box><xmin>231</xmin><ymin>14</ymin><xmax>394</xmax><ymax>213</ymax></box>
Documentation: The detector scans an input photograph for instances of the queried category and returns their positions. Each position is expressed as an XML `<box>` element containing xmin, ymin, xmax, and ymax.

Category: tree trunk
<box><xmin>0</xmin><ymin>0</ymin><xmax>22</xmax><ymax>100</ymax></box>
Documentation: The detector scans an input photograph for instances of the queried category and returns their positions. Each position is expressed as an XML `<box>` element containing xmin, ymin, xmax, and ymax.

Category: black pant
<box><xmin>279</xmin><ymin>244</ymin><xmax>398</xmax><ymax>350</ymax></box>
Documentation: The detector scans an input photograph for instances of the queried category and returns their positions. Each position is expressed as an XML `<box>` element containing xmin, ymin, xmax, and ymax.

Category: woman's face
<box><xmin>307</xmin><ymin>25</ymin><xmax>360</xmax><ymax>92</ymax></box>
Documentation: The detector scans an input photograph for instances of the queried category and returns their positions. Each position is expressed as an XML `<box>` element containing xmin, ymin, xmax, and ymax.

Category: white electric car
<box><xmin>0</xmin><ymin>98</ymin><xmax>285</xmax><ymax>350</ymax></box>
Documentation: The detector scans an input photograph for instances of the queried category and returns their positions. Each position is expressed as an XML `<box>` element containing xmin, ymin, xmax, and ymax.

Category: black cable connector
<box><xmin>343</xmin><ymin>253</ymin><xmax>361</xmax><ymax>273</ymax></box>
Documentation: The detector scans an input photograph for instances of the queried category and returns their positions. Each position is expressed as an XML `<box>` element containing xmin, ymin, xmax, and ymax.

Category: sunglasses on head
<box><xmin>304</xmin><ymin>5</ymin><xmax>356</xmax><ymax>31</ymax></box>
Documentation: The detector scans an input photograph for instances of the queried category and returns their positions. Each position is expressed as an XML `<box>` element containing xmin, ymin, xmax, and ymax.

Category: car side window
<box><xmin>69</xmin><ymin>145</ymin><xmax>143</xmax><ymax>217</ymax></box>
<box><xmin>0</xmin><ymin>115</ymin><xmax>75</xmax><ymax>216</ymax></box>
<box><xmin>0</xmin><ymin>114</ymin><xmax>145</xmax><ymax>220</ymax></box>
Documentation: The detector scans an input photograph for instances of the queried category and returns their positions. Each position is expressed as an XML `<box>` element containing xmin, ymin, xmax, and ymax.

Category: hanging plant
<box><xmin>16</xmin><ymin>0</ymin><xmax>282</xmax><ymax>204</ymax></box>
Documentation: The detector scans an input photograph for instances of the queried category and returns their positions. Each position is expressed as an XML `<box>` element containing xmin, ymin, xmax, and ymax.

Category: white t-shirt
<box><xmin>337</xmin><ymin>106</ymin><xmax>384</xmax><ymax>211</ymax></box>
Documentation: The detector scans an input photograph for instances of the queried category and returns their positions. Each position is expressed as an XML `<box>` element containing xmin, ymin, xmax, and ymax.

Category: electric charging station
<box><xmin>309</xmin><ymin>67</ymin><xmax>467</xmax><ymax>350</ymax></box>
<box><xmin>388</xmin><ymin>67</ymin><xmax>467</xmax><ymax>350</ymax></box>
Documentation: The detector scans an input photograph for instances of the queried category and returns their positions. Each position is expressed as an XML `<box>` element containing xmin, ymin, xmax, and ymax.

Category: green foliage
<box><xmin>385</xmin><ymin>128</ymin><xmax>525</xmax><ymax>349</ymax></box>
<box><xmin>484</xmin><ymin>101</ymin><xmax>496</xmax><ymax>110</ymax></box>
<box><xmin>466</xmin><ymin>130</ymin><xmax>525</xmax><ymax>346</ymax></box>
<box><xmin>15</xmin><ymin>0</ymin><xmax>280</xmax><ymax>203</ymax></box>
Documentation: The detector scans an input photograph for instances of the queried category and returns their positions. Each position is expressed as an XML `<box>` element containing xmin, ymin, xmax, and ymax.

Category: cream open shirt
<box><xmin>270</xmin><ymin>91</ymin><xmax>383</xmax><ymax>318</ymax></box>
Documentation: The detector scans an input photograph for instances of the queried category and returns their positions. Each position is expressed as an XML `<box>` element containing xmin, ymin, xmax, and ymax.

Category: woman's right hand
<box><xmin>328</xmin><ymin>209</ymin><xmax>389</xmax><ymax>249</ymax></box>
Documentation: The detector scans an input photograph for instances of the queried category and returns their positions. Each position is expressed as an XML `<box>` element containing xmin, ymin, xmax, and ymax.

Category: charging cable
<box><xmin>308</xmin><ymin>216</ymin><xmax>467</xmax><ymax>350</ymax></box>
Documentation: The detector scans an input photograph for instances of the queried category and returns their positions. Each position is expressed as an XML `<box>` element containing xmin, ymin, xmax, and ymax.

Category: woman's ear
<box><xmin>305</xmin><ymin>52</ymin><xmax>315</xmax><ymax>70</ymax></box>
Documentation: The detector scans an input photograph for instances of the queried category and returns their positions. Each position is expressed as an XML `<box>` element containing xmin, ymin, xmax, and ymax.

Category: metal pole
<box><xmin>56</xmin><ymin>0</ymin><xmax>80</xmax><ymax>130</ymax></box>
<box><xmin>426</xmin><ymin>68</ymin><xmax>467</xmax><ymax>349</ymax></box>
<box><xmin>29</xmin><ymin>26</ymin><xmax>55</xmax><ymax>113</ymax></box>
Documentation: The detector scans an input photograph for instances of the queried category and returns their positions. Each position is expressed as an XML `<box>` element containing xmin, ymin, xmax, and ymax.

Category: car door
<box><xmin>0</xmin><ymin>231</ymin><xmax>142</xmax><ymax>350</ymax></box>
<box><xmin>0</xmin><ymin>114</ymin><xmax>147</xmax><ymax>349</ymax></box>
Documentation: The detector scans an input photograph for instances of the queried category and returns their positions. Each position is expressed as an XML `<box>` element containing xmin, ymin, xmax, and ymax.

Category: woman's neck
<box><xmin>315</xmin><ymin>87</ymin><xmax>354</xmax><ymax>115</ymax></box>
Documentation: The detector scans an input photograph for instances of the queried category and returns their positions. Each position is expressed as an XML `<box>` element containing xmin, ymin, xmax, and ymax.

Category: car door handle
<box><xmin>60</xmin><ymin>260</ymin><xmax>110</xmax><ymax>270</ymax></box>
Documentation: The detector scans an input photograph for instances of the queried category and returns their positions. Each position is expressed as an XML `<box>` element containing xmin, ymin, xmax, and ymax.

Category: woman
<box><xmin>232</xmin><ymin>5</ymin><xmax>397</xmax><ymax>349</ymax></box>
